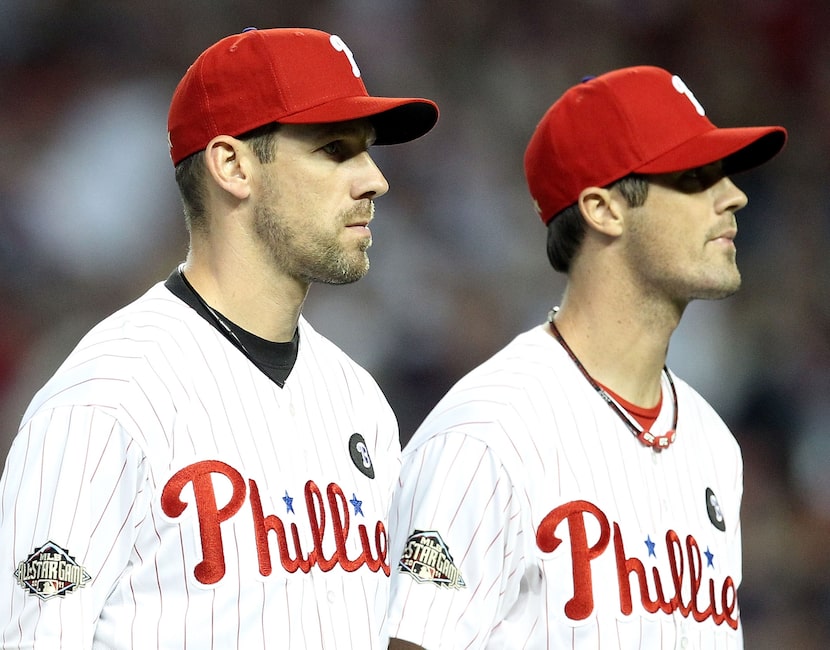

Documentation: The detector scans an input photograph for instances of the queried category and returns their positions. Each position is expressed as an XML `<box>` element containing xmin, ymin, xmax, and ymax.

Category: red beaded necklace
<box><xmin>547</xmin><ymin>310</ymin><xmax>678</xmax><ymax>450</ymax></box>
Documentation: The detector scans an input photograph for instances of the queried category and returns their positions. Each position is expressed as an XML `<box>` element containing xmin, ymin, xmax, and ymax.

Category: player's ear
<box><xmin>203</xmin><ymin>135</ymin><xmax>253</xmax><ymax>201</ymax></box>
<box><xmin>577</xmin><ymin>186</ymin><xmax>625</xmax><ymax>238</ymax></box>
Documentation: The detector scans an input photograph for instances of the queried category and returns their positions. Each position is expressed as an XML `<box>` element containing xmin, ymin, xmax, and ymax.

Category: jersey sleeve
<box><xmin>0</xmin><ymin>405</ymin><xmax>151</xmax><ymax>649</ymax></box>
<box><xmin>387</xmin><ymin>428</ymin><xmax>525</xmax><ymax>649</ymax></box>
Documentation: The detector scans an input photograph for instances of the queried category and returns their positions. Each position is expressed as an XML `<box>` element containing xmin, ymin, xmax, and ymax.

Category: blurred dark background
<box><xmin>1</xmin><ymin>1</ymin><xmax>827</xmax><ymax>647</ymax></box>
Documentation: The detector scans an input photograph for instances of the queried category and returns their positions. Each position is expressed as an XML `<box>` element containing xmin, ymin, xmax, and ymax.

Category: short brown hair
<box><xmin>545</xmin><ymin>174</ymin><xmax>649</xmax><ymax>273</ymax></box>
<box><xmin>174</xmin><ymin>123</ymin><xmax>282</xmax><ymax>233</ymax></box>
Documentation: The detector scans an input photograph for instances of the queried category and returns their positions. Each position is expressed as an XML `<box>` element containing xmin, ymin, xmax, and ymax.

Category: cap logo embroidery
<box><xmin>329</xmin><ymin>35</ymin><xmax>361</xmax><ymax>78</ymax></box>
<box><xmin>671</xmin><ymin>75</ymin><xmax>705</xmax><ymax>116</ymax></box>
<box><xmin>14</xmin><ymin>541</ymin><xmax>92</xmax><ymax>601</ymax></box>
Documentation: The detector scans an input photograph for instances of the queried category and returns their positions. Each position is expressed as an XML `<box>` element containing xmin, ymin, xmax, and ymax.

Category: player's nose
<box><xmin>352</xmin><ymin>152</ymin><xmax>389</xmax><ymax>200</ymax></box>
<box><xmin>717</xmin><ymin>176</ymin><xmax>748</xmax><ymax>214</ymax></box>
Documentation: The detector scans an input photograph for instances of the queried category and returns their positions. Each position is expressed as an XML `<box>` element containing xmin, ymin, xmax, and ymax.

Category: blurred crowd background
<box><xmin>1</xmin><ymin>0</ymin><xmax>828</xmax><ymax>646</ymax></box>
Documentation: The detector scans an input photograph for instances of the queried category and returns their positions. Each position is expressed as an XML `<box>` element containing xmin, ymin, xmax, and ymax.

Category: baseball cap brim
<box><xmin>634</xmin><ymin>126</ymin><xmax>787</xmax><ymax>176</ymax></box>
<box><xmin>275</xmin><ymin>96</ymin><xmax>439</xmax><ymax>145</ymax></box>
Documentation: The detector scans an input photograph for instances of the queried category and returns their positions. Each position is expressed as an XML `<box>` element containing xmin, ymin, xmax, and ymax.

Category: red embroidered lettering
<box><xmin>614</xmin><ymin>522</ymin><xmax>666</xmax><ymax>615</ymax></box>
<box><xmin>686</xmin><ymin>534</ymin><xmax>739</xmax><ymax>630</ymax></box>
<box><xmin>536</xmin><ymin>500</ymin><xmax>611</xmax><ymax>620</ymax></box>
<box><xmin>306</xmin><ymin>481</ymin><xmax>389</xmax><ymax>575</ymax></box>
<box><xmin>361</xmin><ymin>520</ymin><xmax>389</xmax><ymax>575</ymax></box>
<box><xmin>164</xmin><ymin>464</ymin><xmax>390</xmax><ymax>582</ymax></box>
<box><xmin>721</xmin><ymin>576</ymin><xmax>739</xmax><ymax>629</ymax></box>
<box><xmin>306</xmin><ymin>481</ymin><xmax>335</xmax><ymax>571</ymax></box>
<box><xmin>687</xmin><ymin>535</ymin><xmax>711</xmax><ymax>622</ymax></box>
<box><xmin>538</xmin><ymin>500</ymin><xmax>740</xmax><ymax>630</ymax></box>
<box><xmin>161</xmin><ymin>460</ymin><xmax>247</xmax><ymax>584</ymax></box>
<box><xmin>666</xmin><ymin>530</ymin><xmax>688</xmax><ymax>616</ymax></box>
<box><xmin>250</xmin><ymin>479</ymin><xmax>314</xmax><ymax>574</ymax></box>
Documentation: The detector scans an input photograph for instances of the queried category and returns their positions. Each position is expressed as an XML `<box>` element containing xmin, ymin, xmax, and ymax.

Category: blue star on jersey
<box><xmin>645</xmin><ymin>535</ymin><xmax>656</xmax><ymax>557</ymax></box>
<box><xmin>705</xmin><ymin>546</ymin><xmax>715</xmax><ymax>568</ymax></box>
<box><xmin>283</xmin><ymin>490</ymin><xmax>294</xmax><ymax>514</ymax></box>
<box><xmin>350</xmin><ymin>493</ymin><xmax>363</xmax><ymax>516</ymax></box>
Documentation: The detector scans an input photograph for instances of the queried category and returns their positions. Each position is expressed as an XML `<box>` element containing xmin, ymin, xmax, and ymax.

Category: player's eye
<box><xmin>687</xmin><ymin>170</ymin><xmax>719</xmax><ymax>191</ymax></box>
<box><xmin>659</xmin><ymin>163</ymin><xmax>725</xmax><ymax>193</ymax></box>
<box><xmin>320</xmin><ymin>140</ymin><xmax>351</xmax><ymax>160</ymax></box>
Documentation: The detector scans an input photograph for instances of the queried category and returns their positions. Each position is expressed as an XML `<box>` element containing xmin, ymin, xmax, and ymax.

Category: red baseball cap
<box><xmin>167</xmin><ymin>27</ymin><xmax>439</xmax><ymax>166</ymax></box>
<box><xmin>524</xmin><ymin>66</ymin><xmax>787</xmax><ymax>224</ymax></box>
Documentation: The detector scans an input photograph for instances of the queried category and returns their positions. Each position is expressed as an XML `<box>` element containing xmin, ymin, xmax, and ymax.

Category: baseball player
<box><xmin>0</xmin><ymin>28</ymin><xmax>437</xmax><ymax>649</ymax></box>
<box><xmin>387</xmin><ymin>67</ymin><xmax>786</xmax><ymax>649</ymax></box>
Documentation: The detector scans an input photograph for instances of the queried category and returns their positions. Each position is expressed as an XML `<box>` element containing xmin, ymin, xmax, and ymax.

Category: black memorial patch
<box><xmin>706</xmin><ymin>487</ymin><xmax>726</xmax><ymax>531</ymax></box>
<box><xmin>348</xmin><ymin>433</ymin><xmax>375</xmax><ymax>479</ymax></box>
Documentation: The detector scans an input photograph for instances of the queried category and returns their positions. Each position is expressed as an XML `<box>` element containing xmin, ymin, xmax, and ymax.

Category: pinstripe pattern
<box><xmin>388</xmin><ymin>325</ymin><xmax>744</xmax><ymax>649</ymax></box>
<box><xmin>0</xmin><ymin>282</ymin><xmax>400</xmax><ymax>649</ymax></box>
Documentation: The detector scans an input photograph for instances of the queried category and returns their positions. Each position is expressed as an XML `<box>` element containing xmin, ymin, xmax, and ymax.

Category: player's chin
<box><xmin>320</xmin><ymin>255</ymin><xmax>371</xmax><ymax>286</ymax></box>
<box><xmin>693</xmin><ymin>274</ymin><xmax>742</xmax><ymax>300</ymax></box>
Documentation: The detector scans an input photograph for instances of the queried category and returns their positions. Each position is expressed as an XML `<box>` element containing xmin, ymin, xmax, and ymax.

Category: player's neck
<box><xmin>550</xmin><ymin>295</ymin><xmax>680</xmax><ymax>406</ymax></box>
<box><xmin>181</xmin><ymin>255</ymin><xmax>307</xmax><ymax>343</ymax></box>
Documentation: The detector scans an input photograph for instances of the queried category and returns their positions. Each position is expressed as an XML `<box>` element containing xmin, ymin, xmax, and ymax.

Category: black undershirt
<box><xmin>164</xmin><ymin>268</ymin><xmax>298</xmax><ymax>387</ymax></box>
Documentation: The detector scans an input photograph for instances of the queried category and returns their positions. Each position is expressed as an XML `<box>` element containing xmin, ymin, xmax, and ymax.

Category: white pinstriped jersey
<box><xmin>388</xmin><ymin>325</ymin><xmax>744</xmax><ymax>649</ymax></box>
<box><xmin>0</xmin><ymin>280</ymin><xmax>401</xmax><ymax>649</ymax></box>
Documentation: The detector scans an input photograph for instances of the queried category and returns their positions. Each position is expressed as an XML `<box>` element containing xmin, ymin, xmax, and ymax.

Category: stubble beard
<box><xmin>690</xmin><ymin>244</ymin><xmax>743</xmax><ymax>301</ymax></box>
<box><xmin>624</xmin><ymin>237</ymin><xmax>743</xmax><ymax>307</ymax></box>
<box><xmin>690</xmin><ymin>275</ymin><xmax>741</xmax><ymax>301</ymax></box>
<box><xmin>653</xmin><ymin>259</ymin><xmax>742</xmax><ymax>305</ymax></box>
<box><xmin>254</xmin><ymin>202</ymin><xmax>372</xmax><ymax>286</ymax></box>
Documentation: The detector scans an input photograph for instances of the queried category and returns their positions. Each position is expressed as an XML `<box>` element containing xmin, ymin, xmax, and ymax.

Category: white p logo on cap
<box><xmin>672</xmin><ymin>75</ymin><xmax>705</xmax><ymax>116</ymax></box>
<box><xmin>330</xmin><ymin>35</ymin><xmax>361</xmax><ymax>78</ymax></box>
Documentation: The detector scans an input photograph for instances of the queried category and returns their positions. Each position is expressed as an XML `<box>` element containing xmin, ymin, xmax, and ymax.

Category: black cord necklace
<box><xmin>547</xmin><ymin>308</ymin><xmax>678</xmax><ymax>450</ymax></box>
<box><xmin>178</xmin><ymin>267</ymin><xmax>255</xmax><ymax>358</ymax></box>
<box><xmin>176</xmin><ymin>266</ymin><xmax>297</xmax><ymax>387</ymax></box>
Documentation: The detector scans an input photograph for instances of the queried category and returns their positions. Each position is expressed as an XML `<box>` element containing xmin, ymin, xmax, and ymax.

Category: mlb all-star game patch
<box><xmin>398</xmin><ymin>530</ymin><xmax>465</xmax><ymax>589</ymax></box>
<box><xmin>14</xmin><ymin>541</ymin><xmax>91</xmax><ymax>601</ymax></box>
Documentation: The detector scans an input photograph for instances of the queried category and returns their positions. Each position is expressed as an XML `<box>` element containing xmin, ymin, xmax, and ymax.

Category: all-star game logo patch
<box><xmin>398</xmin><ymin>530</ymin><xmax>466</xmax><ymax>589</ymax></box>
<box><xmin>14</xmin><ymin>541</ymin><xmax>91</xmax><ymax>601</ymax></box>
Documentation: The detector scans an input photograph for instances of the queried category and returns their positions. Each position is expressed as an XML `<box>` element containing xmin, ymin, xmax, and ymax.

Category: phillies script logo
<box><xmin>161</xmin><ymin>460</ymin><xmax>388</xmax><ymax>585</ymax></box>
<box><xmin>536</xmin><ymin>500</ymin><xmax>738</xmax><ymax>629</ymax></box>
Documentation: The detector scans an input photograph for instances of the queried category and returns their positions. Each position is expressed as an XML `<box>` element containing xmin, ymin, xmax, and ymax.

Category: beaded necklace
<box><xmin>547</xmin><ymin>309</ymin><xmax>678</xmax><ymax>450</ymax></box>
